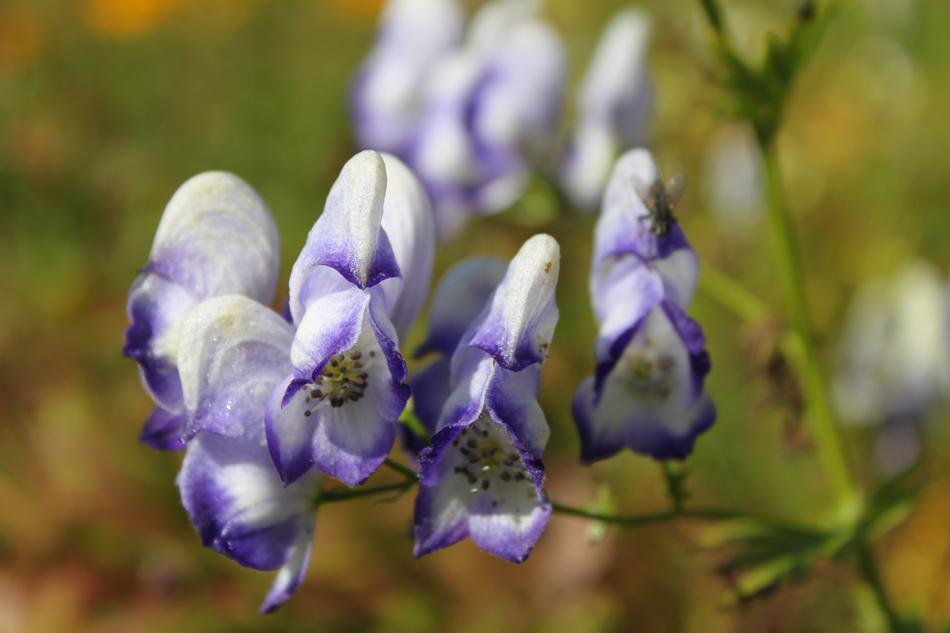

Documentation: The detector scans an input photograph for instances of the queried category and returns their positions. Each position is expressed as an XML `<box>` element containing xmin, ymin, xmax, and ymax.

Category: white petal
<box><xmin>177</xmin><ymin>295</ymin><xmax>294</xmax><ymax>442</ymax></box>
<box><xmin>378</xmin><ymin>153</ymin><xmax>436</xmax><ymax>339</ymax></box>
<box><xmin>151</xmin><ymin>171</ymin><xmax>280</xmax><ymax>303</ymax></box>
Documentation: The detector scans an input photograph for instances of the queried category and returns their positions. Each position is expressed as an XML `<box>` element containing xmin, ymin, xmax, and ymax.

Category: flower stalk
<box><xmin>759</xmin><ymin>144</ymin><xmax>856</xmax><ymax>508</ymax></box>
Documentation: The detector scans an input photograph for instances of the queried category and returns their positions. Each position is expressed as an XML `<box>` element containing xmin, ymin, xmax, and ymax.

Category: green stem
<box><xmin>383</xmin><ymin>457</ymin><xmax>419</xmax><ymax>482</ymax></box>
<box><xmin>856</xmin><ymin>542</ymin><xmax>906</xmax><ymax>632</ymax></box>
<box><xmin>315</xmin><ymin>479</ymin><xmax>416</xmax><ymax>506</ymax></box>
<box><xmin>697</xmin><ymin>264</ymin><xmax>771</xmax><ymax>323</ymax></box>
<box><xmin>552</xmin><ymin>503</ymin><xmax>744</xmax><ymax>527</ymax></box>
<box><xmin>661</xmin><ymin>461</ymin><xmax>688</xmax><ymax>512</ymax></box>
<box><xmin>759</xmin><ymin>143</ymin><xmax>855</xmax><ymax>507</ymax></box>
<box><xmin>550</xmin><ymin>502</ymin><xmax>824</xmax><ymax>537</ymax></box>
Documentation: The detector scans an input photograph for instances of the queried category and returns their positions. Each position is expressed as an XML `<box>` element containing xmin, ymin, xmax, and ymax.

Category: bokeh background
<box><xmin>1</xmin><ymin>0</ymin><xmax>949</xmax><ymax>631</ymax></box>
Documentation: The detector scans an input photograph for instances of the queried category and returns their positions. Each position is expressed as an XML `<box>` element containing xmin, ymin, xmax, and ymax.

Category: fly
<box><xmin>631</xmin><ymin>173</ymin><xmax>688</xmax><ymax>236</ymax></box>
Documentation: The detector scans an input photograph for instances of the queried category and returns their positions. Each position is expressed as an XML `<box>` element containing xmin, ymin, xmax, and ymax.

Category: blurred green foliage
<box><xmin>1</xmin><ymin>0</ymin><xmax>949</xmax><ymax>631</ymax></box>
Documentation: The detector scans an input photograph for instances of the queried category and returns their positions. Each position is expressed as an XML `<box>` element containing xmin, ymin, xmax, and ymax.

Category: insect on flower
<box><xmin>631</xmin><ymin>172</ymin><xmax>688</xmax><ymax>236</ymax></box>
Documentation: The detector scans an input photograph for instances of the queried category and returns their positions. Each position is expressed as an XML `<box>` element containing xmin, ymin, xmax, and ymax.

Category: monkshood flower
<box><xmin>572</xmin><ymin>149</ymin><xmax>715</xmax><ymax>462</ymax></box>
<box><xmin>833</xmin><ymin>261</ymin><xmax>950</xmax><ymax>472</ymax></box>
<box><xmin>408</xmin><ymin>256</ymin><xmax>508</xmax><ymax>454</ymax></box>
<box><xmin>123</xmin><ymin>172</ymin><xmax>279</xmax><ymax>450</ymax></box>
<box><xmin>175</xmin><ymin>295</ymin><xmax>321</xmax><ymax>614</ymax></box>
<box><xmin>414</xmin><ymin>234</ymin><xmax>559</xmax><ymax>562</ymax></box>
<box><xmin>181</xmin><ymin>150</ymin><xmax>434</xmax><ymax>487</ymax></box>
<box><xmin>407</xmin><ymin>0</ymin><xmax>565</xmax><ymax>237</ymax></box>
<box><xmin>562</xmin><ymin>9</ymin><xmax>653</xmax><ymax>210</ymax></box>
<box><xmin>351</xmin><ymin>0</ymin><xmax>463</xmax><ymax>154</ymax></box>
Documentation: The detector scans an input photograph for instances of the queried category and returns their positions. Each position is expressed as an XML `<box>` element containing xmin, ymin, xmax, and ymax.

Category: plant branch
<box><xmin>383</xmin><ymin>457</ymin><xmax>419</xmax><ymax>482</ymax></box>
<box><xmin>551</xmin><ymin>501</ymin><xmax>822</xmax><ymax>536</ymax></box>
<box><xmin>760</xmin><ymin>144</ymin><xmax>855</xmax><ymax>507</ymax></box>
<box><xmin>315</xmin><ymin>479</ymin><xmax>416</xmax><ymax>507</ymax></box>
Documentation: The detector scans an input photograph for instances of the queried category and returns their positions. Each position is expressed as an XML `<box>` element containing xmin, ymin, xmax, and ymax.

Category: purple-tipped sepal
<box><xmin>412</xmin><ymin>234</ymin><xmax>561</xmax><ymax>561</ymax></box>
<box><xmin>177</xmin><ymin>431</ymin><xmax>319</xmax><ymax>613</ymax></box>
<box><xmin>124</xmin><ymin>172</ymin><xmax>280</xmax><ymax>446</ymax></box>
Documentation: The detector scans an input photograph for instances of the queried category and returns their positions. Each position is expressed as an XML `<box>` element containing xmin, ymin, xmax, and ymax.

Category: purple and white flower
<box><xmin>572</xmin><ymin>149</ymin><xmax>715</xmax><ymax>462</ymax></box>
<box><xmin>178</xmin><ymin>151</ymin><xmax>434</xmax><ymax>487</ymax></box>
<box><xmin>175</xmin><ymin>295</ymin><xmax>320</xmax><ymax>613</ymax></box>
<box><xmin>351</xmin><ymin>0</ymin><xmax>464</xmax><ymax>154</ymax></box>
<box><xmin>562</xmin><ymin>9</ymin><xmax>653</xmax><ymax>210</ymax></box>
<box><xmin>171</xmin><ymin>151</ymin><xmax>433</xmax><ymax>610</ymax></box>
<box><xmin>123</xmin><ymin>172</ymin><xmax>280</xmax><ymax>450</ymax></box>
<box><xmin>833</xmin><ymin>261</ymin><xmax>950</xmax><ymax>472</ymax></box>
<box><xmin>409</xmin><ymin>256</ymin><xmax>508</xmax><ymax>453</ymax></box>
<box><xmin>413</xmin><ymin>234</ymin><xmax>559</xmax><ymax>562</ymax></box>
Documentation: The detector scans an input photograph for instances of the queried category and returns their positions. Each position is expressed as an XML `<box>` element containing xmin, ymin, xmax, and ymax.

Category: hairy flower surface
<box><xmin>562</xmin><ymin>9</ymin><xmax>653</xmax><ymax>210</ymax></box>
<box><xmin>413</xmin><ymin>234</ymin><xmax>559</xmax><ymax>562</ymax></box>
<box><xmin>175</xmin><ymin>295</ymin><xmax>320</xmax><ymax>613</ymax></box>
<box><xmin>123</xmin><ymin>172</ymin><xmax>279</xmax><ymax>450</ymax></box>
<box><xmin>573</xmin><ymin>149</ymin><xmax>715</xmax><ymax>462</ymax></box>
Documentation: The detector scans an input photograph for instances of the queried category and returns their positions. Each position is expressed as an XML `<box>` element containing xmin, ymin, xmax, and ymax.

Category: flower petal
<box><xmin>412</xmin><ymin>468</ymin><xmax>471</xmax><ymax>557</ymax></box>
<box><xmin>139</xmin><ymin>406</ymin><xmax>188</xmax><ymax>451</ymax></box>
<box><xmin>437</xmin><ymin>351</ymin><xmax>495</xmax><ymax>437</ymax></box>
<box><xmin>467</xmin><ymin>0</ymin><xmax>538</xmax><ymax>52</ymax></box>
<box><xmin>596</xmin><ymin>148</ymin><xmax>693</xmax><ymax>265</ymax></box>
<box><xmin>125</xmin><ymin>171</ymin><xmax>279</xmax><ymax>415</ymax></box>
<box><xmin>350</xmin><ymin>0</ymin><xmax>463</xmax><ymax>153</ymax></box>
<box><xmin>288</xmin><ymin>151</ymin><xmax>400</xmax><ymax>321</ymax></box>
<box><xmin>259</xmin><ymin>522</ymin><xmax>315</xmax><ymax>614</ymax></box>
<box><xmin>414</xmin><ymin>414</ymin><xmax>549</xmax><ymax>562</ymax></box>
<box><xmin>265</xmin><ymin>375</ymin><xmax>317</xmax><ymax>485</ymax></box>
<box><xmin>467</xmin><ymin>496</ymin><xmax>550</xmax><ymax>563</ymax></box>
<box><xmin>124</xmin><ymin>272</ymin><xmax>197</xmax><ymax>412</ymax></box>
<box><xmin>591</xmin><ymin>257</ymin><xmax>664</xmax><ymax>358</ymax></box>
<box><xmin>377</xmin><ymin>153</ymin><xmax>436</xmax><ymax>339</ymax></box>
<box><xmin>471</xmin><ymin>19</ymin><xmax>565</xmax><ymax>152</ymax></box>
<box><xmin>575</xmin><ymin>303</ymin><xmax>715</xmax><ymax>461</ymax></box>
<box><xmin>146</xmin><ymin>171</ymin><xmax>280</xmax><ymax>303</ymax></box>
<box><xmin>290</xmin><ymin>288</ymin><xmax>371</xmax><ymax>382</ymax></box>
<box><xmin>416</xmin><ymin>256</ymin><xmax>507</xmax><ymax>358</ymax></box>
<box><xmin>577</xmin><ymin>9</ymin><xmax>651</xmax><ymax>140</ymax></box>
<box><xmin>484</xmin><ymin>364</ymin><xmax>549</xmax><ymax>458</ymax></box>
<box><xmin>310</xmin><ymin>382</ymin><xmax>398</xmax><ymax>486</ymax></box>
<box><xmin>468</xmin><ymin>234</ymin><xmax>560</xmax><ymax>371</ymax></box>
<box><xmin>177</xmin><ymin>295</ymin><xmax>294</xmax><ymax>442</ymax></box>
<box><xmin>368</xmin><ymin>289</ymin><xmax>410</xmax><ymax>390</ymax></box>
<box><xmin>177</xmin><ymin>432</ymin><xmax>319</xmax><ymax>591</ymax></box>
<box><xmin>560</xmin><ymin>121</ymin><xmax>620</xmax><ymax>211</ymax></box>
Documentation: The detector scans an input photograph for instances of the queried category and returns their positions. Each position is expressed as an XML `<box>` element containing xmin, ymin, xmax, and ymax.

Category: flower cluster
<box><xmin>124</xmin><ymin>3</ymin><xmax>718</xmax><ymax>615</ymax></box>
<box><xmin>124</xmin><ymin>150</ymin><xmax>569</xmax><ymax>609</ymax></box>
<box><xmin>126</xmin><ymin>151</ymin><xmax>435</xmax><ymax>610</ymax></box>
<box><xmin>572</xmin><ymin>149</ymin><xmax>715</xmax><ymax>462</ymax></box>
<box><xmin>352</xmin><ymin>0</ymin><xmax>655</xmax><ymax>235</ymax></box>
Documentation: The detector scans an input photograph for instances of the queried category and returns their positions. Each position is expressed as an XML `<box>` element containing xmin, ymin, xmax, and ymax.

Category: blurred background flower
<box><xmin>1</xmin><ymin>0</ymin><xmax>950</xmax><ymax>631</ymax></box>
